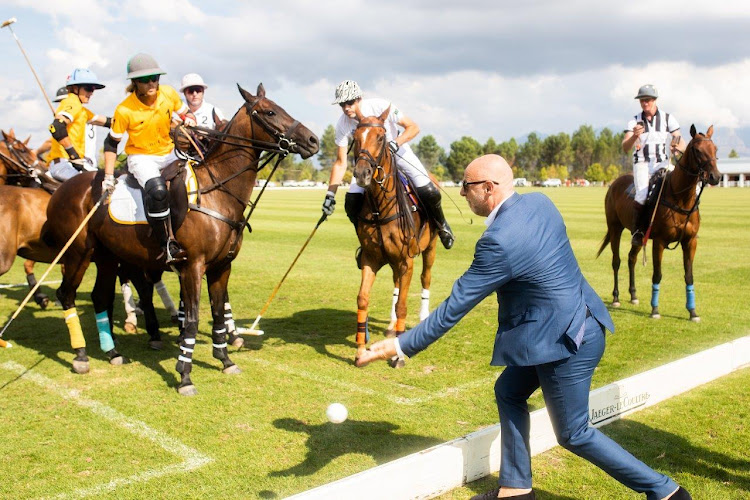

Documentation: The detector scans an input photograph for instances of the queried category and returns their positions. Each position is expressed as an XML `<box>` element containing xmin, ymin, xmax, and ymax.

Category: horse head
<box><xmin>686</xmin><ymin>124</ymin><xmax>721</xmax><ymax>186</ymax></box>
<box><xmin>352</xmin><ymin>106</ymin><xmax>391</xmax><ymax>188</ymax></box>
<box><xmin>1</xmin><ymin>128</ymin><xmax>39</xmax><ymax>167</ymax></box>
<box><xmin>236</xmin><ymin>83</ymin><xmax>319</xmax><ymax>159</ymax></box>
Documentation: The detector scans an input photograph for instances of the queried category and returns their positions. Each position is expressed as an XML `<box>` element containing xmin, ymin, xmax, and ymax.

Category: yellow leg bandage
<box><xmin>64</xmin><ymin>308</ymin><xmax>85</xmax><ymax>349</ymax></box>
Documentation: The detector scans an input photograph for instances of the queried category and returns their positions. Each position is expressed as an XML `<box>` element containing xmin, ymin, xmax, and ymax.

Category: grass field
<box><xmin>0</xmin><ymin>186</ymin><xmax>748</xmax><ymax>499</ymax></box>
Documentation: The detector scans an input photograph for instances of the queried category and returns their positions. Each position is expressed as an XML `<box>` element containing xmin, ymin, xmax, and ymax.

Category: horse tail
<box><xmin>596</xmin><ymin>232</ymin><xmax>610</xmax><ymax>259</ymax></box>
<box><xmin>40</xmin><ymin>221</ymin><xmax>57</xmax><ymax>249</ymax></box>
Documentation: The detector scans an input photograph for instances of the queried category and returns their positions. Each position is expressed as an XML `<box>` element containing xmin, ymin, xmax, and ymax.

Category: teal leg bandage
<box><xmin>95</xmin><ymin>311</ymin><xmax>115</xmax><ymax>352</ymax></box>
<box><xmin>651</xmin><ymin>283</ymin><xmax>661</xmax><ymax>309</ymax></box>
<box><xmin>686</xmin><ymin>284</ymin><xmax>696</xmax><ymax>310</ymax></box>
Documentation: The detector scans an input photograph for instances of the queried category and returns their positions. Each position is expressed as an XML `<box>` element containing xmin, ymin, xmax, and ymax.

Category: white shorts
<box><xmin>127</xmin><ymin>151</ymin><xmax>179</xmax><ymax>188</ymax></box>
<box><xmin>348</xmin><ymin>145</ymin><xmax>431</xmax><ymax>193</ymax></box>
<box><xmin>633</xmin><ymin>159</ymin><xmax>670</xmax><ymax>204</ymax></box>
<box><xmin>48</xmin><ymin>158</ymin><xmax>97</xmax><ymax>182</ymax></box>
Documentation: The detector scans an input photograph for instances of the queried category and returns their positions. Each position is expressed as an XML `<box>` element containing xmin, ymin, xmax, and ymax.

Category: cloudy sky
<box><xmin>2</xmin><ymin>1</ymin><xmax>750</xmax><ymax>151</ymax></box>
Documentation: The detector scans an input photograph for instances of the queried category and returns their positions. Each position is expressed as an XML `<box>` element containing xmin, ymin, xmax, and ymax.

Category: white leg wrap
<box><xmin>391</xmin><ymin>288</ymin><xmax>400</xmax><ymax>322</ymax></box>
<box><xmin>121</xmin><ymin>283</ymin><xmax>137</xmax><ymax>324</ymax></box>
<box><xmin>155</xmin><ymin>280</ymin><xmax>177</xmax><ymax>315</ymax></box>
<box><xmin>420</xmin><ymin>289</ymin><xmax>430</xmax><ymax>321</ymax></box>
<box><xmin>224</xmin><ymin>302</ymin><xmax>236</xmax><ymax>333</ymax></box>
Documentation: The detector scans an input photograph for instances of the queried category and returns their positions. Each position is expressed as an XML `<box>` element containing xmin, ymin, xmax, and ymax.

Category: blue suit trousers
<box><xmin>495</xmin><ymin>315</ymin><xmax>678</xmax><ymax>499</ymax></box>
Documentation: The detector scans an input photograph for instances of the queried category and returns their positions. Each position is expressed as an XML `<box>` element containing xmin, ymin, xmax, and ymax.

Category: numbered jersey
<box><xmin>190</xmin><ymin>101</ymin><xmax>225</xmax><ymax>129</ymax></box>
<box><xmin>84</xmin><ymin>123</ymin><xmax>97</xmax><ymax>167</ymax></box>
<box><xmin>110</xmin><ymin>85</ymin><xmax>188</xmax><ymax>156</ymax></box>
<box><xmin>48</xmin><ymin>93</ymin><xmax>94</xmax><ymax>161</ymax></box>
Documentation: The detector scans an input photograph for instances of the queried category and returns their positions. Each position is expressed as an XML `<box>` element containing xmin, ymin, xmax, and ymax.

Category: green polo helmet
<box><xmin>126</xmin><ymin>53</ymin><xmax>166</xmax><ymax>79</ymax></box>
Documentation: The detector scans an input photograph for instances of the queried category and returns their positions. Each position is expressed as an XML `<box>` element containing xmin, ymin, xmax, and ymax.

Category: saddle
<box><xmin>108</xmin><ymin>160</ymin><xmax>198</xmax><ymax>231</ymax></box>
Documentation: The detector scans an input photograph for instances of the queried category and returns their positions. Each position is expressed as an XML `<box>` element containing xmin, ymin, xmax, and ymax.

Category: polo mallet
<box><xmin>245</xmin><ymin>212</ymin><xmax>328</xmax><ymax>336</ymax></box>
<box><xmin>0</xmin><ymin>190</ymin><xmax>110</xmax><ymax>348</ymax></box>
<box><xmin>2</xmin><ymin>18</ymin><xmax>55</xmax><ymax>115</ymax></box>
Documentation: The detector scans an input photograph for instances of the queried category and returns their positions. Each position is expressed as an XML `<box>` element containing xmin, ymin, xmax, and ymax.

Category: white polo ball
<box><xmin>326</xmin><ymin>403</ymin><xmax>348</xmax><ymax>423</ymax></box>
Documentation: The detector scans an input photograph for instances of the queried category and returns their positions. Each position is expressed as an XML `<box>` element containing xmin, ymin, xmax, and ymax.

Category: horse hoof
<box><xmin>230</xmin><ymin>336</ymin><xmax>245</xmax><ymax>349</ymax></box>
<box><xmin>72</xmin><ymin>360</ymin><xmax>90</xmax><ymax>374</ymax></box>
<box><xmin>690</xmin><ymin>316</ymin><xmax>701</xmax><ymax>323</ymax></box>
<box><xmin>149</xmin><ymin>340</ymin><xmax>163</xmax><ymax>350</ymax></box>
<box><xmin>178</xmin><ymin>385</ymin><xmax>198</xmax><ymax>396</ymax></box>
<box><xmin>124</xmin><ymin>322</ymin><xmax>137</xmax><ymax>334</ymax></box>
<box><xmin>650</xmin><ymin>313</ymin><xmax>661</xmax><ymax>319</ymax></box>
<box><xmin>38</xmin><ymin>297</ymin><xmax>50</xmax><ymax>310</ymax></box>
<box><xmin>223</xmin><ymin>365</ymin><xmax>241</xmax><ymax>375</ymax></box>
<box><xmin>612</xmin><ymin>301</ymin><xmax>621</xmax><ymax>308</ymax></box>
<box><xmin>109</xmin><ymin>355</ymin><xmax>129</xmax><ymax>366</ymax></box>
<box><xmin>630</xmin><ymin>299</ymin><xmax>639</xmax><ymax>305</ymax></box>
<box><xmin>389</xmin><ymin>357</ymin><xmax>405</xmax><ymax>369</ymax></box>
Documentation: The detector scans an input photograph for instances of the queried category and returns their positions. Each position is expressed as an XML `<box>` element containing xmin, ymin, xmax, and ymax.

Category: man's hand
<box><xmin>388</xmin><ymin>140</ymin><xmax>400</xmax><ymax>154</ymax></box>
<box><xmin>632</xmin><ymin>122</ymin><xmax>644</xmax><ymax>137</ymax></box>
<box><xmin>69</xmin><ymin>158</ymin><xmax>88</xmax><ymax>172</ymax></box>
<box><xmin>322</xmin><ymin>191</ymin><xmax>336</xmax><ymax>216</ymax></box>
<box><xmin>183</xmin><ymin>112</ymin><xmax>197</xmax><ymax>127</ymax></box>
<box><xmin>355</xmin><ymin>338</ymin><xmax>398</xmax><ymax>367</ymax></box>
<box><xmin>102</xmin><ymin>174</ymin><xmax>116</xmax><ymax>194</ymax></box>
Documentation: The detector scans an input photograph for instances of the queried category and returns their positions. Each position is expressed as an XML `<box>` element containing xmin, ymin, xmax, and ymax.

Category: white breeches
<box><xmin>348</xmin><ymin>146</ymin><xmax>431</xmax><ymax>194</ymax></box>
<box><xmin>127</xmin><ymin>150</ymin><xmax>178</xmax><ymax>188</ymax></box>
<box><xmin>633</xmin><ymin>159</ymin><xmax>670</xmax><ymax>204</ymax></box>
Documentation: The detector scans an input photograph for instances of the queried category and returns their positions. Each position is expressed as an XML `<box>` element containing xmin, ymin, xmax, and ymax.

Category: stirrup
<box><xmin>631</xmin><ymin>230</ymin><xmax>644</xmax><ymax>247</ymax></box>
<box><xmin>165</xmin><ymin>240</ymin><xmax>188</xmax><ymax>264</ymax></box>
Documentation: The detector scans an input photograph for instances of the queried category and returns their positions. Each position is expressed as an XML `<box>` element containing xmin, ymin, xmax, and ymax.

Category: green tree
<box><xmin>729</xmin><ymin>149</ymin><xmax>739</xmax><ymax>158</ymax></box>
<box><xmin>571</xmin><ymin>124</ymin><xmax>596</xmax><ymax>176</ymax></box>
<box><xmin>539</xmin><ymin>166</ymin><xmax>548</xmax><ymax>181</ymax></box>
<box><xmin>584</xmin><ymin>163</ymin><xmax>606</xmax><ymax>183</ymax></box>
<box><xmin>431</xmin><ymin>164</ymin><xmax>448</xmax><ymax>181</ymax></box>
<box><xmin>483</xmin><ymin>137</ymin><xmax>499</xmax><ymax>155</ymax></box>
<box><xmin>497</xmin><ymin>138</ymin><xmax>519</xmax><ymax>167</ymax></box>
<box><xmin>557</xmin><ymin>165</ymin><xmax>569</xmax><ymax>181</ymax></box>
<box><xmin>445</xmin><ymin>136</ymin><xmax>482</xmax><ymax>181</ymax></box>
<box><xmin>517</xmin><ymin>132</ymin><xmax>542</xmax><ymax>173</ymax></box>
<box><xmin>541</xmin><ymin>132</ymin><xmax>573</xmax><ymax>167</ymax></box>
<box><xmin>414</xmin><ymin>135</ymin><xmax>446</xmax><ymax>172</ymax></box>
<box><xmin>605</xmin><ymin>164</ymin><xmax>621</xmax><ymax>183</ymax></box>
<box><xmin>317</xmin><ymin>125</ymin><xmax>337</xmax><ymax>170</ymax></box>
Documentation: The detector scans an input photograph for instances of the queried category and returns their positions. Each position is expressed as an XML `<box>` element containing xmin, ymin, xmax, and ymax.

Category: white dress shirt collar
<box><xmin>485</xmin><ymin>191</ymin><xmax>516</xmax><ymax>227</ymax></box>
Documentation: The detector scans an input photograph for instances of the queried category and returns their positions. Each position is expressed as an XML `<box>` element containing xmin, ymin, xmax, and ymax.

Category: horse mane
<box><xmin>392</xmin><ymin>161</ymin><xmax>417</xmax><ymax>238</ymax></box>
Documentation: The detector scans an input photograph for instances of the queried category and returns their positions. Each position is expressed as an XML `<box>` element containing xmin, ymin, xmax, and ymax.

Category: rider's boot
<box><xmin>416</xmin><ymin>183</ymin><xmax>455</xmax><ymax>249</ymax></box>
<box><xmin>631</xmin><ymin>202</ymin><xmax>647</xmax><ymax>247</ymax></box>
<box><xmin>145</xmin><ymin>178</ymin><xmax>187</xmax><ymax>264</ymax></box>
<box><xmin>345</xmin><ymin>192</ymin><xmax>366</xmax><ymax>269</ymax></box>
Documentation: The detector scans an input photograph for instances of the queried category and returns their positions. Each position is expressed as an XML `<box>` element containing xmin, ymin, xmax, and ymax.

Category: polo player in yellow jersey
<box><xmin>102</xmin><ymin>53</ymin><xmax>196</xmax><ymax>264</ymax></box>
<box><xmin>47</xmin><ymin>68</ymin><xmax>110</xmax><ymax>181</ymax></box>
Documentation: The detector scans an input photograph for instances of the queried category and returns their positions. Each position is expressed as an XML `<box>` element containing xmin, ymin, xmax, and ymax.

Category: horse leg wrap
<box><xmin>212</xmin><ymin>327</ymin><xmax>229</xmax><ymax>360</ymax></box>
<box><xmin>177</xmin><ymin>300</ymin><xmax>185</xmax><ymax>331</ymax></box>
<box><xmin>155</xmin><ymin>280</ymin><xmax>177</xmax><ymax>316</ymax></box>
<box><xmin>420</xmin><ymin>289</ymin><xmax>430</xmax><ymax>321</ymax></box>
<box><xmin>686</xmin><ymin>284</ymin><xmax>696</xmax><ymax>311</ymax></box>
<box><xmin>64</xmin><ymin>308</ymin><xmax>85</xmax><ymax>349</ymax></box>
<box><xmin>121</xmin><ymin>282</ymin><xmax>138</xmax><ymax>325</ymax></box>
<box><xmin>651</xmin><ymin>283</ymin><xmax>661</xmax><ymax>308</ymax></box>
<box><xmin>390</xmin><ymin>288</ymin><xmax>399</xmax><ymax>322</ymax></box>
<box><xmin>176</xmin><ymin>337</ymin><xmax>195</xmax><ymax>374</ymax></box>
<box><xmin>224</xmin><ymin>302</ymin><xmax>236</xmax><ymax>333</ymax></box>
<box><xmin>356</xmin><ymin>309</ymin><xmax>369</xmax><ymax>345</ymax></box>
<box><xmin>395</xmin><ymin>318</ymin><xmax>406</xmax><ymax>335</ymax></box>
<box><xmin>95</xmin><ymin>311</ymin><xmax>115</xmax><ymax>352</ymax></box>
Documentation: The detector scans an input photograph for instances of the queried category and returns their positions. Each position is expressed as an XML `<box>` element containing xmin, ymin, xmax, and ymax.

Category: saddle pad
<box><xmin>108</xmin><ymin>162</ymin><xmax>198</xmax><ymax>224</ymax></box>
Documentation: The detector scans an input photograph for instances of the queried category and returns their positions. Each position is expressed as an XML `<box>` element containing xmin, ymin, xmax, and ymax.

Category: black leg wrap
<box><xmin>344</xmin><ymin>192</ymin><xmax>365</xmax><ymax>229</ymax></box>
<box><xmin>74</xmin><ymin>347</ymin><xmax>88</xmax><ymax>362</ymax></box>
<box><xmin>415</xmin><ymin>183</ymin><xmax>455</xmax><ymax>249</ymax></box>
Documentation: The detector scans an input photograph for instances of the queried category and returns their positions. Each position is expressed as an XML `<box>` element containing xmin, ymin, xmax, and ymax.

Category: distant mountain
<box><xmin>696</xmin><ymin>126</ymin><xmax>750</xmax><ymax>158</ymax></box>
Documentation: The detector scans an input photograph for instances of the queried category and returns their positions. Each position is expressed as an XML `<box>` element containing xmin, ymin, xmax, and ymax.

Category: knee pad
<box><xmin>344</xmin><ymin>192</ymin><xmax>365</xmax><ymax>225</ymax></box>
<box><xmin>144</xmin><ymin>178</ymin><xmax>169</xmax><ymax>219</ymax></box>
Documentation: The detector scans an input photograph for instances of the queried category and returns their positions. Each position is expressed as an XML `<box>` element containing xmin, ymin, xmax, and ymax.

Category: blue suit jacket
<box><xmin>398</xmin><ymin>192</ymin><xmax>614</xmax><ymax>366</ymax></box>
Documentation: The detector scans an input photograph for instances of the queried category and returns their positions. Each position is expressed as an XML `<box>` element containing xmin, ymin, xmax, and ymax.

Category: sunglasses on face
<box><xmin>134</xmin><ymin>75</ymin><xmax>160</xmax><ymax>84</ymax></box>
<box><xmin>185</xmin><ymin>86</ymin><xmax>204</xmax><ymax>94</ymax></box>
<box><xmin>339</xmin><ymin>99</ymin><xmax>356</xmax><ymax>108</ymax></box>
<box><xmin>462</xmin><ymin>179</ymin><xmax>499</xmax><ymax>187</ymax></box>
<box><xmin>81</xmin><ymin>85</ymin><xmax>95</xmax><ymax>92</ymax></box>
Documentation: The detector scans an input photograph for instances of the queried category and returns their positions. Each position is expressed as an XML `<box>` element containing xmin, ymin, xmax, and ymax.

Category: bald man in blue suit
<box><xmin>357</xmin><ymin>155</ymin><xmax>690</xmax><ymax>500</ymax></box>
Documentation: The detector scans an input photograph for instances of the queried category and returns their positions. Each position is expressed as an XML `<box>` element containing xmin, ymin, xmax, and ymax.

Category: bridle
<box><xmin>675</xmin><ymin>135</ymin><xmax>716</xmax><ymax>186</ymax></box>
<box><xmin>0</xmin><ymin>137</ymin><xmax>42</xmax><ymax>185</ymax></box>
<box><xmin>354</xmin><ymin>122</ymin><xmax>389</xmax><ymax>188</ymax></box>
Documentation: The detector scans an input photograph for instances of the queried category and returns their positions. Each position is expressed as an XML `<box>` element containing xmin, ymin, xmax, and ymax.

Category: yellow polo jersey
<box><xmin>110</xmin><ymin>85</ymin><xmax>187</xmax><ymax>156</ymax></box>
<box><xmin>48</xmin><ymin>94</ymin><xmax>94</xmax><ymax>161</ymax></box>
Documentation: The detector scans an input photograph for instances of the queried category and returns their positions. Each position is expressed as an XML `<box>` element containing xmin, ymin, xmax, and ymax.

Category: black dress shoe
<box><xmin>670</xmin><ymin>486</ymin><xmax>692</xmax><ymax>500</ymax></box>
<box><xmin>470</xmin><ymin>488</ymin><xmax>535</xmax><ymax>500</ymax></box>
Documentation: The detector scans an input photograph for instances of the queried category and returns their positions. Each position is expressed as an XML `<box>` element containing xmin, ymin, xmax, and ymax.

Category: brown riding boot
<box><xmin>631</xmin><ymin>202</ymin><xmax>646</xmax><ymax>246</ymax></box>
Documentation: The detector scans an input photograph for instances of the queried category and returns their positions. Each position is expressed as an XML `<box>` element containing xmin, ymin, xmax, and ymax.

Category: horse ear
<box><xmin>690</xmin><ymin>124</ymin><xmax>696</xmax><ymax>138</ymax></box>
<box><xmin>237</xmin><ymin>84</ymin><xmax>255</xmax><ymax>103</ymax></box>
<box><xmin>256</xmin><ymin>83</ymin><xmax>266</xmax><ymax>98</ymax></box>
<box><xmin>378</xmin><ymin>105</ymin><xmax>391</xmax><ymax>122</ymax></box>
<box><xmin>706</xmin><ymin>125</ymin><xmax>714</xmax><ymax>138</ymax></box>
<box><xmin>24</xmin><ymin>135</ymin><xmax>31</xmax><ymax>146</ymax></box>
<box><xmin>1</xmin><ymin>130</ymin><xmax>8</xmax><ymax>141</ymax></box>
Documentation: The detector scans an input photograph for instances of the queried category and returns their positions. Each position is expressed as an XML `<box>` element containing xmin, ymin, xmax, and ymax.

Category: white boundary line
<box><xmin>288</xmin><ymin>335</ymin><xmax>750</xmax><ymax>500</ymax></box>
<box><xmin>0</xmin><ymin>361</ymin><xmax>213</xmax><ymax>499</ymax></box>
<box><xmin>248</xmin><ymin>356</ymin><xmax>497</xmax><ymax>405</ymax></box>
<box><xmin>0</xmin><ymin>279</ymin><xmax>61</xmax><ymax>289</ymax></box>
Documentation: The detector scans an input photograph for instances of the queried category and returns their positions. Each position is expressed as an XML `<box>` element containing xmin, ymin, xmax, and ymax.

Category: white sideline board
<box><xmin>287</xmin><ymin>335</ymin><xmax>750</xmax><ymax>500</ymax></box>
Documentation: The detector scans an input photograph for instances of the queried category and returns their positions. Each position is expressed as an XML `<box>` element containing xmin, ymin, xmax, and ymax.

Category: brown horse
<box><xmin>597</xmin><ymin>125</ymin><xmax>721</xmax><ymax>321</ymax></box>
<box><xmin>351</xmin><ymin>107</ymin><xmax>438</xmax><ymax>366</ymax></box>
<box><xmin>44</xmin><ymin>84</ymin><xmax>319</xmax><ymax>394</ymax></box>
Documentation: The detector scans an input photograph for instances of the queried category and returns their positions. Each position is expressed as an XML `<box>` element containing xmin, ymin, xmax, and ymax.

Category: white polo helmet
<box><xmin>635</xmin><ymin>84</ymin><xmax>658</xmax><ymax>100</ymax></box>
<box><xmin>126</xmin><ymin>53</ymin><xmax>166</xmax><ymax>79</ymax></box>
<box><xmin>180</xmin><ymin>73</ymin><xmax>208</xmax><ymax>92</ymax></box>
<box><xmin>332</xmin><ymin>80</ymin><xmax>363</xmax><ymax>104</ymax></box>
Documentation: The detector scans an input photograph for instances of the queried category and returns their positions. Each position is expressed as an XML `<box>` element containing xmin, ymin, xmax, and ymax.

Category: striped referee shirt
<box><xmin>626</xmin><ymin>109</ymin><xmax>680</xmax><ymax>164</ymax></box>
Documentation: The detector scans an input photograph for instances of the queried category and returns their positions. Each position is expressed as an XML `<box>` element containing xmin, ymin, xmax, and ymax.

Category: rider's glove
<box><xmin>322</xmin><ymin>191</ymin><xmax>336</xmax><ymax>216</ymax></box>
<box><xmin>388</xmin><ymin>140</ymin><xmax>400</xmax><ymax>154</ymax></box>
<box><xmin>102</xmin><ymin>174</ymin><xmax>116</xmax><ymax>194</ymax></box>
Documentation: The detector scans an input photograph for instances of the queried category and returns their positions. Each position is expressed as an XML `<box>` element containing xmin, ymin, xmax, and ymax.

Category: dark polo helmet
<box><xmin>634</xmin><ymin>84</ymin><xmax>658</xmax><ymax>100</ymax></box>
<box><xmin>126</xmin><ymin>53</ymin><xmax>166</xmax><ymax>80</ymax></box>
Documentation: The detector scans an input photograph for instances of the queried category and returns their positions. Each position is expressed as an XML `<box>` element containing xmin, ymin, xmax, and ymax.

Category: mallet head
<box><xmin>1</xmin><ymin>18</ymin><xmax>17</xmax><ymax>28</ymax></box>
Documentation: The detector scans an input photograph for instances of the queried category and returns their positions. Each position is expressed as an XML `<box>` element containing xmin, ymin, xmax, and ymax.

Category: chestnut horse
<box><xmin>44</xmin><ymin>84</ymin><xmax>318</xmax><ymax>394</ymax></box>
<box><xmin>597</xmin><ymin>125</ymin><xmax>721</xmax><ymax>321</ymax></box>
<box><xmin>351</xmin><ymin>107</ymin><xmax>438</xmax><ymax>366</ymax></box>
